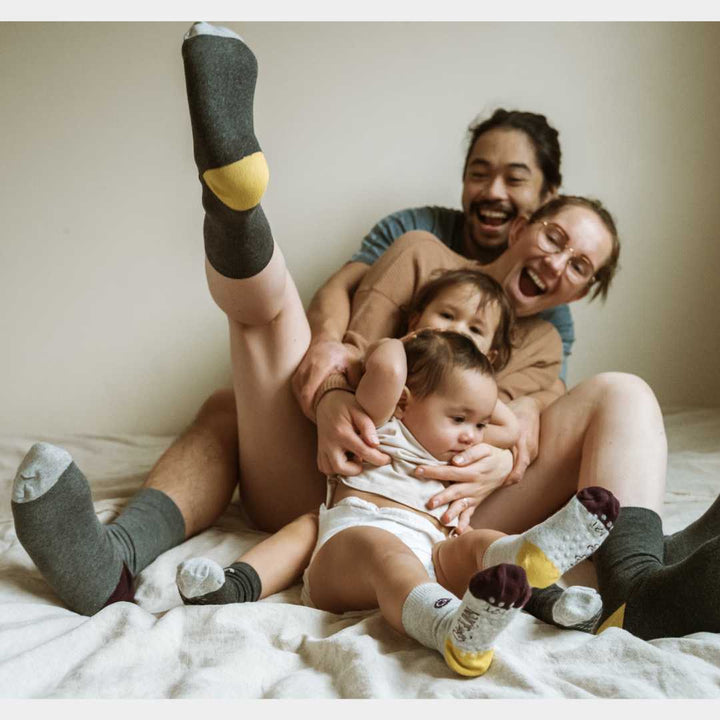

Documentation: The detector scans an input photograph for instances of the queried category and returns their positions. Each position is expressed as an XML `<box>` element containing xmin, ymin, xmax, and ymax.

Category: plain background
<box><xmin>2</xmin><ymin>21</ymin><xmax>720</xmax><ymax>435</ymax></box>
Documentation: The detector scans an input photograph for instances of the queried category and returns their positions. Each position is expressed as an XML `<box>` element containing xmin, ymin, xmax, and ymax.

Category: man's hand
<box><xmin>292</xmin><ymin>340</ymin><xmax>364</xmax><ymax>420</ymax></box>
<box><xmin>419</xmin><ymin>444</ymin><xmax>514</xmax><ymax>532</ymax></box>
<box><xmin>315</xmin><ymin>390</ymin><xmax>391</xmax><ymax>476</ymax></box>
<box><xmin>504</xmin><ymin>396</ymin><xmax>541</xmax><ymax>486</ymax></box>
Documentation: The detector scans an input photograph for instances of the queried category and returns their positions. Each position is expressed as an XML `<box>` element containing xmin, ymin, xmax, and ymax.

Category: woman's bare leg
<box><xmin>183</xmin><ymin>24</ymin><xmax>325</xmax><ymax>533</ymax></box>
<box><xmin>470</xmin><ymin>372</ymin><xmax>666</xmax><ymax>534</ymax></box>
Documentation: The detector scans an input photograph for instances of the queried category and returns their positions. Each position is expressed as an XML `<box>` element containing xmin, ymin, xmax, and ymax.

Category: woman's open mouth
<box><xmin>518</xmin><ymin>267</ymin><xmax>547</xmax><ymax>297</ymax></box>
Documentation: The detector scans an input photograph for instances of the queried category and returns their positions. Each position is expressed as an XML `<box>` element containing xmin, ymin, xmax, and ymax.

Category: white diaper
<box><xmin>301</xmin><ymin>495</ymin><xmax>447</xmax><ymax>608</ymax></box>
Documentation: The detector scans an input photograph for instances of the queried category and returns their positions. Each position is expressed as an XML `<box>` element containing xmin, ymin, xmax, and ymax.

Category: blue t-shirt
<box><xmin>350</xmin><ymin>206</ymin><xmax>574</xmax><ymax>382</ymax></box>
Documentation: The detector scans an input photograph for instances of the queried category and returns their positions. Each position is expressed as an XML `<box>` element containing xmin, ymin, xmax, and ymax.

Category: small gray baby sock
<box><xmin>12</xmin><ymin>442</ymin><xmax>185</xmax><ymax>615</ymax></box>
<box><xmin>176</xmin><ymin>557</ymin><xmax>262</xmax><ymax>604</ymax></box>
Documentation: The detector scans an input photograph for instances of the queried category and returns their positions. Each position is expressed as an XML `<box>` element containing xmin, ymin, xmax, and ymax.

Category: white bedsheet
<box><xmin>1</xmin><ymin>408</ymin><xmax>719</xmax><ymax>698</ymax></box>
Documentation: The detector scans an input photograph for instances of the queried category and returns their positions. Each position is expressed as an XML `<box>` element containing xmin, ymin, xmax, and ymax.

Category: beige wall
<box><xmin>2</xmin><ymin>21</ymin><xmax>720</xmax><ymax>435</ymax></box>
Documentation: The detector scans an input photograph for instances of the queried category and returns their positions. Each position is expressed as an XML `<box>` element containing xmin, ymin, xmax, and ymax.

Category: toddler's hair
<box><xmin>403</xmin><ymin>329</ymin><xmax>495</xmax><ymax>400</ymax></box>
<box><xmin>404</xmin><ymin>268</ymin><xmax>515</xmax><ymax>370</ymax></box>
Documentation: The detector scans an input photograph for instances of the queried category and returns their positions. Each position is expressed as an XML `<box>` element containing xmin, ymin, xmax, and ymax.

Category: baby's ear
<box><xmin>486</xmin><ymin>348</ymin><xmax>498</xmax><ymax>366</ymax></box>
<box><xmin>393</xmin><ymin>386</ymin><xmax>412</xmax><ymax>419</ymax></box>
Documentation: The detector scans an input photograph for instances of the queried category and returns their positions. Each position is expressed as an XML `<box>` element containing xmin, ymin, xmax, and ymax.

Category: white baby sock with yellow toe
<box><xmin>482</xmin><ymin>487</ymin><xmax>619</xmax><ymax>588</ymax></box>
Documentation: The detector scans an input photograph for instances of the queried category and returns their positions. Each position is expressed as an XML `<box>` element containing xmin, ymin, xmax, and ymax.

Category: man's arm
<box><xmin>292</xmin><ymin>261</ymin><xmax>369</xmax><ymax>419</ymax></box>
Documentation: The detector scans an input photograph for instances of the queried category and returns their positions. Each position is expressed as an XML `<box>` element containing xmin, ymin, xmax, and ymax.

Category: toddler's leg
<box><xmin>176</xmin><ymin>511</ymin><xmax>318</xmax><ymax>604</ymax></box>
<box><xmin>307</xmin><ymin>526</ymin><xmax>530</xmax><ymax>677</ymax></box>
<box><xmin>523</xmin><ymin>584</ymin><xmax>602</xmax><ymax>632</ymax></box>
<box><xmin>434</xmin><ymin>487</ymin><xmax>619</xmax><ymax>595</ymax></box>
<box><xmin>402</xmin><ymin>565</ymin><xmax>531</xmax><ymax>677</ymax></box>
<box><xmin>482</xmin><ymin>487</ymin><xmax>619</xmax><ymax>588</ymax></box>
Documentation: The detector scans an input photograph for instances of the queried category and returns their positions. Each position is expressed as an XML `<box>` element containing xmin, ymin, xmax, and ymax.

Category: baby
<box><xmin>178</xmin><ymin>270</ymin><xmax>619</xmax><ymax>676</ymax></box>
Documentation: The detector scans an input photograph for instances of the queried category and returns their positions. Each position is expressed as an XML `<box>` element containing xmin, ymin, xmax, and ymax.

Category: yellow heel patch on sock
<box><xmin>444</xmin><ymin>639</ymin><xmax>494</xmax><ymax>677</ymax></box>
<box><xmin>515</xmin><ymin>540</ymin><xmax>560</xmax><ymax>588</ymax></box>
<box><xmin>595</xmin><ymin>604</ymin><xmax>626</xmax><ymax>634</ymax></box>
<box><xmin>203</xmin><ymin>151</ymin><xmax>269</xmax><ymax>210</ymax></box>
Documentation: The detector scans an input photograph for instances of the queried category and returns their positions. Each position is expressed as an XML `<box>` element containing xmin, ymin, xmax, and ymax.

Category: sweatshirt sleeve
<box><xmin>495</xmin><ymin>318</ymin><xmax>563</xmax><ymax>410</ymax></box>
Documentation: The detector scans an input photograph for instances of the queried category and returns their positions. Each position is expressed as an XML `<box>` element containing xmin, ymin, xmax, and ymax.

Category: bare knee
<box><xmin>195</xmin><ymin>388</ymin><xmax>236</xmax><ymax>424</ymax></box>
<box><xmin>575</xmin><ymin>372</ymin><xmax>660</xmax><ymax>410</ymax></box>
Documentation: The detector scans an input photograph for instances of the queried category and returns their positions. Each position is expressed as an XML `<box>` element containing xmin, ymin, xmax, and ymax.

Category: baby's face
<box><xmin>400</xmin><ymin>367</ymin><xmax>498</xmax><ymax>461</ymax></box>
<box><xmin>408</xmin><ymin>284</ymin><xmax>501</xmax><ymax>356</ymax></box>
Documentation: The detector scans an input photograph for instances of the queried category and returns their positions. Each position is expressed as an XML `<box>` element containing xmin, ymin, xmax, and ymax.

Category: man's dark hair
<box><xmin>528</xmin><ymin>195</ymin><xmax>621</xmax><ymax>302</ymax></box>
<box><xmin>463</xmin><ymin>109</ymin><xmax>562</xmax><ymax>195</ymax></box>
<box><xmin>402</xmin><ymin>329</ymin><xmax>494</xmax><ymax>400</ymax></box>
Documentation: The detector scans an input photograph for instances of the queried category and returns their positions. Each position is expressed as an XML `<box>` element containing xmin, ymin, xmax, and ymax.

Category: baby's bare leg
<box><xmin>435</xmin><ymin>488</ymin><xmax>619</xmax><ymax>598</ymax></box>
<box><xmin>307</xmin><ymin>527</ymin><xmax>531</xmax><ymax>677</ymax></box>
<box><xmin>177</xmin><ymin>511</ymin><xmax>319</xmax><ymax>604</ymax></box>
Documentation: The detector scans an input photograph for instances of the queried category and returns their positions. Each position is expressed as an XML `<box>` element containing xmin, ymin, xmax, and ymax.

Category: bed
<box><xmin>1</xmin><ymin>407</ymin><xmax>719</xmax><ymax>698</ymax></box>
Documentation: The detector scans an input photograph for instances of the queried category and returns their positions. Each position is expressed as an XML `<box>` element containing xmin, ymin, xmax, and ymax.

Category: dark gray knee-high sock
<box><xmin>663</xmin><ymin>493</ymin><xmax>720</xmax><ymax>564</ymax></box>
<box><xmin>176</xmin><ymin>558</ymin><xmax>262</xmax><ymax>605</ymax></box>
<box><xmin>12</xmin><ymin>443</ymin><xmax>185</xmax><ymax>616</ymax></box>
<box><xmin>182</xmin><ymin>22</ymin><xmax>273</xmax><ymax>279</ymax></box>
<box><xmin>523</xmin><ymin>583</ymin><xmax>602</xmax><ymax>633</ymax></box>
<box><xmin>595</xmin><ymin>506</ymin><xmax>720</xmax><ymax>639</ymax></box>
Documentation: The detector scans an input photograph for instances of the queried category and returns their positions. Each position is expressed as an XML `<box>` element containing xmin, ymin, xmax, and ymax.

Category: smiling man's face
<box><xmin>461</xmin><ymin>127</ymin><xmax>550</xmax><ymax>258</ymax></box>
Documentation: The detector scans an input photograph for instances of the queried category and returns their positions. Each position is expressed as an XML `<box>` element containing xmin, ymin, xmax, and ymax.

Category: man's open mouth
<box><xmin>475</xmin><ymin>206</ymin><xmax>514</xmax><ymax>227</ymax></box>
<box><xmin>518</xmin><ymin>267</ymin><xmax>547</xmax><ymax>297</ymax></box>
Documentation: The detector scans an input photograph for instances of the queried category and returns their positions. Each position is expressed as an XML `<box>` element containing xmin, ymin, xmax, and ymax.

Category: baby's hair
<box><xmin>402</xmin><ymin>329</ymin><xmax>495</xmax><ymax>400</ymax></box>
<box><xmin>404</xmin><ymin>268</ymin><xmax>515</xmax><ymax>371</ymax></box>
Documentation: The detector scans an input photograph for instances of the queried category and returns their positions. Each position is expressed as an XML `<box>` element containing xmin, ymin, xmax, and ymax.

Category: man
<box><xmin>295</xmin><ymin>109</ymin><xmax>572</xmax><ymax>490</ymax></box>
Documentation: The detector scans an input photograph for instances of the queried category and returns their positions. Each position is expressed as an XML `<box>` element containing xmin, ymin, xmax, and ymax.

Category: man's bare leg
<box><xmin>143</xmin><ymin>388</ymin><xmax>239</xmax><ymax>538</ymax></box>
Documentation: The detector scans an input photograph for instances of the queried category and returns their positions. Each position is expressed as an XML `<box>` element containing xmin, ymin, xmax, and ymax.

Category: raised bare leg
<box><xmin>182</xmin><ymin>22</ymin><xmax>325</xmax><ymax>532</ymax></box>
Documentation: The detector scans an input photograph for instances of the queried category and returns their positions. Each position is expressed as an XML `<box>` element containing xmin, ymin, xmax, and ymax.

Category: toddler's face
<box><xmin>399</xmin><ymin>367</ymin><xmax>497</xmax><ymax>461</ymax></box>
<box><xmin>408</xmin><ymin>284</ymin><xmax>501</xmax><ymax>356</ymax></box>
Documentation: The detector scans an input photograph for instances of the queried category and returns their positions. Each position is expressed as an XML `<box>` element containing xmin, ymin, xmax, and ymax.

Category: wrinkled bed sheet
<box><xmin>1</xmin><ymin>408</ymin><xmax>719</xmax><ymax>698</ymax></box>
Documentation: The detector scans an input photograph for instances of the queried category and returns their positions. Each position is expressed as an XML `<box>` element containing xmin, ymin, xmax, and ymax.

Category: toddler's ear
<box><xmin>393</xmin><ymin>386</ymin><xmax>412</xmax><ymax>419</ymax></box>
<box><xmin>486</xmin><ymin>348</ymin><xmax>498</xmax><ymax>366</ymax></box>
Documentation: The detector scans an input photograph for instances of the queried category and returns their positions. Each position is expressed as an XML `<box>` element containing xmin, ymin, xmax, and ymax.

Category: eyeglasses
<box><xmin>536</xmin><ymin>220</ymin><xmax>596</xmax><ymax>285</ymax></box>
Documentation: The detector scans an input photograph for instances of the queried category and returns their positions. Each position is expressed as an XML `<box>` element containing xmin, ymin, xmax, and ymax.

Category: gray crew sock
<box><xmin>176</xmin><ymin>557</ymin><xmax>262</xmax><ymax>605</ymax></box>
<box><xmin>523</xmin><ymin>583</ymin><xmax>602</xmax><ymax>633</ymax></box>
<box><xmin>663</xmin><ymin>493</ymin><xmax>720</xmax><ymax>564</ymax></box>
<box><xmin>182</xmin><ymin>21</ymin><xmax>274</xmax><ymax>280</ymax></box>
<box><xmin>11</xmin><ymin>443</ymin><xmax>186</xmax><ymax>615</ymax></box>
<box><xmin>594</xmin><ymin>506</ymin><xmax>720</xmax><ymax>639</ymax></box>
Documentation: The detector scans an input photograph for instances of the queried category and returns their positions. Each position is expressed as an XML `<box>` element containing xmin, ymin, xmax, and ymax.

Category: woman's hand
<box><xmin>315</xmin><ymin>390</ymin><xmax>391</xmax><ymax>476</ymax></box>
<box><xmin>420</xmin><ymin>444</ymin><xmax>514</xmax><ymax>532</ymax></box>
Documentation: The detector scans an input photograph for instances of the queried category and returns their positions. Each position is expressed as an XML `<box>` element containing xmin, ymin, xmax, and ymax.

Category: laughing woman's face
<box><xmin>499</xmin><ymin>205</ymin><xmax>613</xmax><ymax>317</ymax></box>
